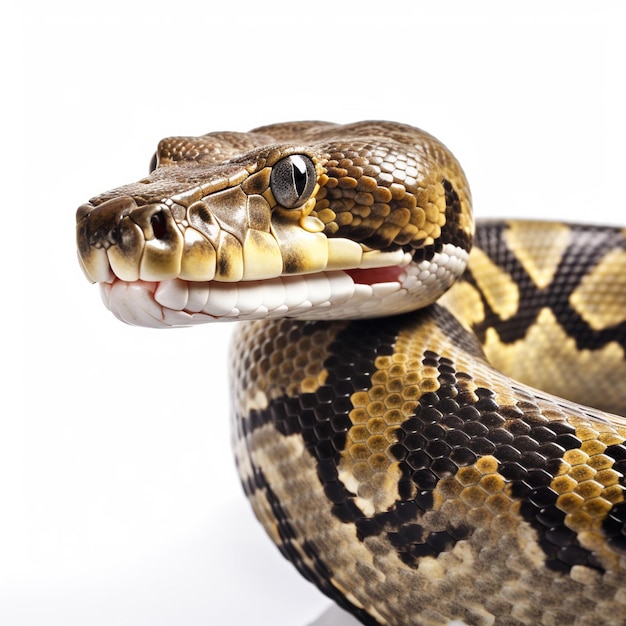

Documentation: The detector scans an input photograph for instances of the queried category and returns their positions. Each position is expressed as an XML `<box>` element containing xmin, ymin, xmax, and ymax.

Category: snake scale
<box><xmin>76</xmin><ymin>121</ymin><xmax>626</xmax><ymax>625</ymax></box>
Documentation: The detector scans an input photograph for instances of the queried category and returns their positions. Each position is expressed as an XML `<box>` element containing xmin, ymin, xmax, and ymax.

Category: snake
<box><xmin>75</xmin><ymin>121</ymin><xmax>626</xmax><ymax>625</ymax></box>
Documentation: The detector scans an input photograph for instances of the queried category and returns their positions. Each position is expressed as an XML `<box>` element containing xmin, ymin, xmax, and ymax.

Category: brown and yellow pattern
<box><xmin>231</xmin><ymin>300</ymin><xmax>626</xmax><ymax>625</ymax></box>
<box><xmin>443</xmin><ymin>220</ymin><xmax>626</xmax><ymax>414</ymax></box>
<box><xmin>231</xmin><ymin>220</ymin><xmax>626</xmax><ymax>625</ymax></box>
<box><xmin>76</xmin><ymin>121</ymin><xmax>473</xmax><ymax>287</ymax></box>
<box><xmin>75</xmin><ymin>122</ymin><xmax>626</xmax><ymax>625</ymax></box>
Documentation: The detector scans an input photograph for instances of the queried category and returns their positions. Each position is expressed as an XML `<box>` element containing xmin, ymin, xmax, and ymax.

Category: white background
<box><xmin>5</xmin><ymin>1</ymin><xmax>625</xmax><ymax>625</ymax></box>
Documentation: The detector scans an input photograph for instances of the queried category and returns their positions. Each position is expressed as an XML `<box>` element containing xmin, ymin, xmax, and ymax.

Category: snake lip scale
<box><xmin>98</xmin><ymin>266</ymin><xmax>410</xmax><ymax>326</ymax></box>
<box><xmin>76</xmin><ymin>121</ymin><xmax>626</xmax><ymax>625</ymax></box>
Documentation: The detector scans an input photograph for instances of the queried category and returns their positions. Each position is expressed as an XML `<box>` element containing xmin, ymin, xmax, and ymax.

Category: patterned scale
<box><xmin>74</xmin><ymin>121</ymin><xmax>626</xmax><ymax>625</ymax></box>
<box><xmin>231</xmin><ymin>221</ymin><xmax>626</xmax><ymax>626</ymax></box>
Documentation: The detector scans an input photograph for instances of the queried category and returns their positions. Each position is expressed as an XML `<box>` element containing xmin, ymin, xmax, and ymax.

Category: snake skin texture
<box><xmin>76</xmin><ymin>122</ymin><xmax>626</xmax><ymax>625</ymax></box>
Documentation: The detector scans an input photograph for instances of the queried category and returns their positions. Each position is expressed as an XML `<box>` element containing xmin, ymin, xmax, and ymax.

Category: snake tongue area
<box><xmin>345</xmin><ymin>265</ymin><xmax>407</xmax><ymax>285</ymax></box>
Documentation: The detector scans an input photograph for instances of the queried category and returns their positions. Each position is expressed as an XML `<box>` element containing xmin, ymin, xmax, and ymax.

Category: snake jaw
<box><xmin>77</xmin><ymin>191</ymin><xmax>464</xmax><ymax>324</ymax></box>
<box><xmin>79</xmin><ymin>198</ymin><xmax>470</xmax><ymax>327</ymax></box>
<box><xmin>96</xmin><ymin>241</ymin><xmax>468</xmax><ymax>328</ymax></box>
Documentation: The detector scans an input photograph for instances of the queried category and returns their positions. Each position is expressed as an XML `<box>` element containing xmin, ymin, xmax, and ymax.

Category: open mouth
<box><xmin>98</xmin><ymin>259</ymin><xmax>413</xmax><ymax>327</ymax></box>
<box><xmin>76</xmin><ymin>193</ymin><xmax>461</xmax><ymax>326</ymax></box>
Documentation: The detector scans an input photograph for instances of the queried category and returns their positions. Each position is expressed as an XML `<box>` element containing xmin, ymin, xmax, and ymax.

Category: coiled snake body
<box><xmin>76</xmin><ymin>122</ymin><xmax>626</xmax><ymax>625</ymax></box>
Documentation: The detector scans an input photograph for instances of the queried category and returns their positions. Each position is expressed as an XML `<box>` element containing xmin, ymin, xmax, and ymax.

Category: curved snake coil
<box><xmin>76</xmin><ymin>121</ymin><xmax>626</xmax><ymax>625</ymax></box>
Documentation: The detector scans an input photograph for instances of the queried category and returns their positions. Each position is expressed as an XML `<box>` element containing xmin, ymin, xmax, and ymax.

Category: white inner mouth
<box><xmin>98</xmin><ymin>243</ymin><xmax>469</xmax><ymax>328</ymax></box>
<box><xmin>100</xmin><ymin>270</ymin><xmax>406</xmax><ymax>327</ymax></box>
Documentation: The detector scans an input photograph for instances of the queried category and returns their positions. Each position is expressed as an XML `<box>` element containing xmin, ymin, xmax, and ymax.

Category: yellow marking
<box><xmin>300</xmin><ymin>214</ymin><xmax>325</xmax><ymax>233</ymax></box>
<box><xmin>337</xmin><ymin>312</ymin><xmax>523</xmax><ymax>517</ymax></box>
<box><xmin>338</xmin><ymin>318</ymin><xmax>455</xmax><ymax>516</ymax></box>
<box><xmin>326</xmin><ymin>237</ymin><xmax>363</xmax><ymax>269</ymax></box>
<box><xmin>241</xmin><ymin>229</ymin><xmax>283</xmax><ymax>280</ymax></box>
<box><xmin>270</xmin><ymin>210</ymin><xmax>329</xmax><ymax>274</ymax></box>
<box><xmin>215</xmin><ymin>230</ymin><xmax>244</xmax><ymax>281</ymax></box>
<box><xmin>179</xmin><ymin>228</ymin><xmax>216</xmax><ymax>281</ymax></box>
<box><xmin>569</xmin><ymin>249</ymin><xmax>626</xmax><ymax>330</ymax></box>
<box><xmin>505</xmin><ymin>221</ymin><xmax>571</xmax><ymax>289</ymax></box>
<box><xmin>467</xmin><ymin>247</ymin><xmax>519</xmax><ymax>320</ymax></box>
<box><xmin>339</xmin><ymin>342</ymin><xmax>423</xmax><ymax>515</ymax></box>
<box><xmin>568</xmin><ymin>414</ymin><xmax>626</xmax><ymax>443</ymax></box>
<box><xmin>439</xmin><ymin>281</ymin><xmax>485</xmax><ymax>331</ymax></box>
<box><xmin>432</xmin><ymin>455</ymin><xmax>521</xmax><ymax>546</ymax></box>
<box><xmin>483</xmin><ymin>307</ymin><xmax>626</xmax><ymax>414</ymax></box>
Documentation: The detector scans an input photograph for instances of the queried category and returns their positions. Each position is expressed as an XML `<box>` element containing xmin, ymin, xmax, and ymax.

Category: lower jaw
<box><xmin>100</xmin><ymin>266</ymin><xmax>411</xmax><ymax>327</ymax></box>
<box><xmin>96</xmin><ymin>242</ymin><xmax>469</xmax><ymax>327</ymax></box>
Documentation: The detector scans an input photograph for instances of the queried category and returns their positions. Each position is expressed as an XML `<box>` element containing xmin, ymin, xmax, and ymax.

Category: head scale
<box><xmin>76</xmin><ymin>121</ymin><xmax>473</xmax><ymax>327</ymax></box>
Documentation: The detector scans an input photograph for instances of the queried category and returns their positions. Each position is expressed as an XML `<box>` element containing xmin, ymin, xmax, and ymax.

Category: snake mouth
<box><xmin>78</xmin><ymin>198</ymin><xmax>469</xmax><ymax>327</ymax></box>
<box><xmin>98</xmin><ymin>262</ymin><xmax>416</xmax><ymax>327</ymax></box>
<box><xmin>77</xmin><ymin>188</ymin><xmax>470</xmax><ymax>327</ymax></box>
<box><xmin>96</xmin><ymin>241</ymin><xmax>469</xmax><ymax>328</ymax></box>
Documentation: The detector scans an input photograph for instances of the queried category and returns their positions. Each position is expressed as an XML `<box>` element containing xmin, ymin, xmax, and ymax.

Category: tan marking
<box><xmin>569</xmin><ymin>248</ymin><xmax>626</xmax><ymax>330</ymax></box>
<box><xmin>467</xmin><ymin>246</ymin><xmax>519</xmax><ymax>320</ymax></box>
<box><xmin>436</xmin><ymin>455</ymin><xmax>521</xmax><ymax>530</ymax></box>
<box><xmin>243</xmin><ymin>419</ymin><xmax>553</xmax><ymax>625</ymax></box>
<box><xmin>245</xmin><ymin>423</ymin><xmax>397</xmax><ymax>624</ymax></box>
<box><xmin>241</xmin><ymin>167</ymin><xmax>271</xmax><ymax>196</ymax></box>
<box><xmin>336</xmin><ymin>313</ymin><xmax>524</xmax><ymax>518</ymax></box>
<box><xmin>179</xmin><ymin>228</ymin><xmax>216</xmax><ymax>281</ymax></box>
<box><xmin>505</xmin><ymin>220</ymin><xmax>571</xmax><ymax>289</ymax></box>
<box><xmin>249</xmin><ymin>488</ymin><xmax>282</xmax><ymax>546</ymax></box>
<box><xmin>232</xmin><ymin>310</ymin><xmax>626</xmax><ymax>624</ymax></box>
<box><xmin>483</xmin><ymin>307</ymin><xmax>626</xmax><ymax>414</ymax></box>
<box><xmin>439</xmin><ymin>281</ymin><xmax>485</xmax><ymax>331</ymax></box>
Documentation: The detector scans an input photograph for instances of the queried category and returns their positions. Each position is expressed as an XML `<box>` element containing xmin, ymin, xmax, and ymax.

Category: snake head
<box><xmin>76</xmin><ymin>121</ymin><xmax>473</xmax><ymax>327</ymax></box>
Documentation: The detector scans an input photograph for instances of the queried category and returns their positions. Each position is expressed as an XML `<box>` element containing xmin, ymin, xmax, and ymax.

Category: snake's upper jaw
<box><xmin>77</xmin><ymin>194</ymin><xmax>469</xmax><ymax>327</ymax></box>
<box><xmin>77</xmin><ymin>195</ymin><xmax>405</xmax><ymax>287</ymax></box>
<box><xmin>76</xmin><ymin>196</ymin><xmax>188</xmax><ymax>285</ymax></box>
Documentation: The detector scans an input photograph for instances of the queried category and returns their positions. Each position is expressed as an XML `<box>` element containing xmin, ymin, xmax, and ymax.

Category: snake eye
<box><xmin>270</xmin><ymin>154</ymin><xmax>316</xmax><ymax>209</ymax></box>
<box><xmin>149</xmin><ymin>152</ymin><xmax>158</xmax><ymax>173</ymax></box>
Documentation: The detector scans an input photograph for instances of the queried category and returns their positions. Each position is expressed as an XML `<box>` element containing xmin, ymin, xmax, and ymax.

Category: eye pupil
<box><xmin>270</xmin><ymin>154</ymin><xmax>316</xmax><ymax>209</ymax></box>
<box><xmin>291</xmin><ymin>156</ymin><xmax>309</xmax><ymax>197</ymax></box>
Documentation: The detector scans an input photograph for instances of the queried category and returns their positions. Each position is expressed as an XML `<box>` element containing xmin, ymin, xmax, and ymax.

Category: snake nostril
<box><xmin>150</xmin><ymin>211</ymin><xmax>168</xmax><ymax>239</ymax></box>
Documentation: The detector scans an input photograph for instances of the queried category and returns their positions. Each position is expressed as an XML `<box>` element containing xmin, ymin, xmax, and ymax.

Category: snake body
<box><xmin>76</xmin><ymin>122</ymin><xmax>626</xmax><ymax>625</ymax></box>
